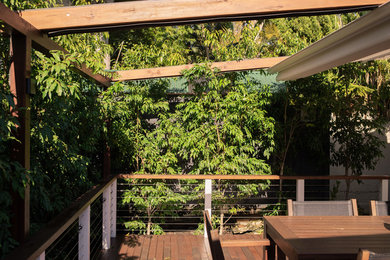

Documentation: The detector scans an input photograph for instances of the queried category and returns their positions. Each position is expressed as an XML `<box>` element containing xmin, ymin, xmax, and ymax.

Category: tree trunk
<box><xmin>344</xmin><ymin>167</ymin><xmax>351</xmax><ymax>200</ymax></box>
<box><xmin>219</xmin><ymin>207</ymin><xmax>224</xmax><ymax>235</ymax></box>
<box><xmin>147</xmin><ymin>216</ymin><xmax>152</xmax><ymax>235</ymax></box>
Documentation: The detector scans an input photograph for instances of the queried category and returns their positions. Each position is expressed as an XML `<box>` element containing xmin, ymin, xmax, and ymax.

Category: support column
<box><xmin>296</xmin><ymin>179</ymin><xmax>305</xmax><ymax>202</ymax></box>
<box><xmin>9</xmin><ymin>32</ymin><xmax>31</xmax><ymax>242</ymax></box>
<box><xmin>110</xmin><ymin>179</ymin><xmax>117</xmax><ymax>238</ymax></box>
<box><xmin>102</xmin><ymin>188</ymin><xmax>111</xmax><ymax>249</ymax></box>
<box><xmin>79</xmin><ymin>206</ymin><xmax>90</xmax><ymax>260</ymax></box>
<box><xmin>204</xmin><ymin>179</ymin><xmax>212</xmax><ymax>238</ymax></box>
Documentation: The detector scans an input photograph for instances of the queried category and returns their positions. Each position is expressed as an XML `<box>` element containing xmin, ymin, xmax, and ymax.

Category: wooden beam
<box><xmin>221</xmin><ymin>239</ymin><xmax>270</xmax><ymax>247</ymax></box>
<box><xmin>9</xmin><ymin>32</ymin><xmax>31</xmax><ymax>243</ymax></box>
<box><xmin>118</xmin><ymin>174</ymin><xmax>390</xmax><ymax>180</ymax></box>
<box><xmin>0</xmin><ymin>3</ymin><xmax>110</xmax><ymax>87</ymax></box>
<box><xmin>112</xmin><ymin>57</ymin><xmax>288</xmax><ymax>81</ymax></box>
<box><xmin>19</xmin><ymin>0</ymin><xmax>386</xmax><ymax>35</ymax></box>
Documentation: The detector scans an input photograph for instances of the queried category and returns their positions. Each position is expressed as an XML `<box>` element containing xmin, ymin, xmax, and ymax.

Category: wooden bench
<box><xmin>203</xmin><ymin>211</ymin><xmax>270</xmax><ymax>260</ymax></box>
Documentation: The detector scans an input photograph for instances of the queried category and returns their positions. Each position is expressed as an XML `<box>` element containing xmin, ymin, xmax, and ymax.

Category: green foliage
<box><xmin>179</xmin><ymin>65</ymin><xmax>274</xmax><ymax>176</ymax></box>
<box><xmin>328</xmin><ymin>63</ymin><xmax>388</xmax><ymax>198</ymax></box>
<box><xmin>122</xmin><ymin>180</ymin><xmax>188</xmax><ymax>235</ymax></box>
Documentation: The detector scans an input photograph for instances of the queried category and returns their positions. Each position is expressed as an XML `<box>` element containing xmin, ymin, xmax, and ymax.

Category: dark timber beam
<box><xmin>0</xmin><ymin>3</ymin><xmax>110</xmax><ymax>87</ymax></box>
<box><xmin>112</xmin><ymin>57</ymin><xmax>288</xmax><ymax>81</ymax></box>
<box><xmin>19</xmin><ymin>0</ymin><xmax>386</xmax><ymax>36</ymax></box>
<box><xmin>9</xmin><ymin>32</ymin><xmax>31</xmax><ymax>243</ymax></box>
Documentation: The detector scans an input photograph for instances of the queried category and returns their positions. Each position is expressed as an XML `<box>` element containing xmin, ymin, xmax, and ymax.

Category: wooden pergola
<box><xmin>0</xmin><ymin>0</ymin><xmax>389</xmax><ymax>253</ymax></box>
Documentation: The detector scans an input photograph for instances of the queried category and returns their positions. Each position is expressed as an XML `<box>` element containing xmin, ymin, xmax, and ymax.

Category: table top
<box><xmin>264</xmin><ymin>216</ymin><xmax>390</xmax><ymax>259</ymax></box>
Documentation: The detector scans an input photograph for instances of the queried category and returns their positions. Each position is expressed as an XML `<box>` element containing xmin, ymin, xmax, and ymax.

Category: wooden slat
<box><xmin>351</xmin><ymin>198</ymin><xmax>359</xmax><ymax>216</ymax></box>
<box><xmin>0</xmin><ymin>3</ymin><xmax>110</xmax><ymax>87</ymax></box>
<box><xmin>19</xmin><ymin>0</ymin><xmax>385</xmax><ymax>35</ymax></box>
<box><xmin>119</xmin><ymin>174</ymin><xmax>390</xmax><ymax>181</ymax></box>
<box><xmin>4</xmin><ymin>175</ymin><xmax>117</xmax><ymax>260</ymax></box>
<box><xmin>221</xmin><ymin>239</ymin><xmax>270</xmax><ymax>247</ymax></box>
<box><xmin>370</xmin><ymin>200</ymin><xmax>377</xmax><ymax>216</ymax></box>
<box><xmin>112</xmin><ymin>57</ymin><xmax>288</xmax><ymax>81</ymax></box>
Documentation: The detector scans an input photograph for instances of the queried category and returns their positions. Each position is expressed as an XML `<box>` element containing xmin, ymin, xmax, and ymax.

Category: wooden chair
<box><xmin>203</xmin><ymin>211</ymin><xmax>270</xmax><ymax>260</ymax></box>
<box><xmin>287</xmin><ymin>199</ymin><xmax>358</xmax><ymax>216</ymax></box>
<box><xmin>370</xmin><ymin>200</ymin><xmax>390</xmax><ymax>216</ymax></box>
<box><xmin>357</xmin><ymin>249</ymin><xmax>390</xmax><ymax>260</ymax></box>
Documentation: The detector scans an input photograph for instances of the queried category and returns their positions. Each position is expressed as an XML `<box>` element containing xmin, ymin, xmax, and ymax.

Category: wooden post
<box><xmin>79</xmin><ymin>206</ymin><xmax>90</xmax><ymax>260</ymax></box>
<box><xmin>296</xmin><ymin>179</ymin><xmax>305</xmax><ymax>202</ymax></box>
<box><xmin>204</xmin><ymin>179</ymin><xmax>212</xmax><ymax>238</ymax></box>
<box><xmin>381</xmin><ymin>179</ymin><xmax>389</xmax><ymax>201</ymax></box>
<box><xmin>102</xmin><ymin>188</ymin><xmax>111</xmax><ymax>249</ymax></box>
<box><xmin>9</xmin><ymin>32</ymin><xmax>31</xmax><ymax>242</ymax></box>
<box><xmin>110</xmin><ymin>179</ymin><xmax>117</xmax><ymax>238</ymax></box>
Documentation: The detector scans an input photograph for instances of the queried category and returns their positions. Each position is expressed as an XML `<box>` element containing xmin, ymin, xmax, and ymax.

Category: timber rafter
<box><xmin>20</xmin><ymin>0</ymin><xmax>386</xmax><ymax>36</ymax></box>
<box><xmin>0</xmin><ymin>3</ymin><xmax>110</xmax><ymax>88</ymax></box>
<box><xmin>112</xmin><ymin>57</ymin><xmax>288</xmax><ymax>81</ymax></box>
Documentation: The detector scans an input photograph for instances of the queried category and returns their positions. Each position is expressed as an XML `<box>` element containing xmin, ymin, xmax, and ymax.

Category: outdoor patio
<box><xmin>2</xmin><ymin>0</ymin><xmax>390</xmax><ymax>260</ymax></box>
<box><xmin>101</xmin><ymin>234</ymin><xmax>266</xmax><ymax>260</ymax></box>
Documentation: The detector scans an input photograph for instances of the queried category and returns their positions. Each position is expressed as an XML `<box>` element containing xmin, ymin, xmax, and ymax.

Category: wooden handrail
<box><xmin>5</xmin><ymin>175</ymin><xmax>117</xmax><ymax>260</ymax></box>
<box><xmin>118</xmin><ymin>174</ymin><xmax>390</xmax><ymax>180</ymax></box>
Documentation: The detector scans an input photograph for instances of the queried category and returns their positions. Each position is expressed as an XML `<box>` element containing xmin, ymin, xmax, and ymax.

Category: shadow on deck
<box><xmin>101</xmin><ymin>233</ymin><xmax>266</xmax><ymax>260</ymax></box>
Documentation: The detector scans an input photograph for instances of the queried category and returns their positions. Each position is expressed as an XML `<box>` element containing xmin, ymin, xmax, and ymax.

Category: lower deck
<box><xmin>101</xmin><ymin>233</ymin><xmax>265</xmax><ymax>260</ymax></box>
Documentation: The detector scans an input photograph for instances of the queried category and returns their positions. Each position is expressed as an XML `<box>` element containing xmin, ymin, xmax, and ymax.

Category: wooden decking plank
<box><xmin>170</xmin><ymin>234</ymin><xmax>179</xmax><ymax>260</ymax></box>
<box><xmin>103</xmin><ymin>234</ymin><xmax>268</xmax><ymax>260</ymax></box>
<box><xmin>248</xmin><ymin>246</ymin><xmax>263</xmax><ymax>260</ymax></box>
<box><xmin>197</xmin><ymin>236</ymin><xmax>209</xmax><ymax>260</ymax></box>
<box><xmin>140</xmin><ymin>235</ymin><xmax>151</xmax><ymax>260</ymax></box>
<box><xmin>131</xmin><ymin>235</ymin><xmax>144</xmax><ymax>258</ymax></box>
<box><xmin>177</xmin><ymin>234</ymin><xmax>186</xmax><ymax>260</ymax></box>
<box><xmin>116</xmin><ymin>237</ymin><xmax>128</xmax><ymax>259</ymax></box>
<box><xmin>155</xmin><ymin>235</ymin><xmax>164</xmax><ymax>260</ymax></box>
<box><xmin>189</xmin><ymin>235</ymin><xmax>201</xmax><ymax>260</ymax></box>
<box><xmin>148</xmin><ymin>235</ymin><xmax>158</xmax><ymax>259</ymax></box>
<box><xmin>242</xmin><ymin>247</ymin><xmax>256</xmax><ymax>260</ymax></box>
<box><xmin>124</xmin><ymin>235</ymin><xmax>137</xmax><ymax>258</ymax></box>
<box><xmin>183</xmin><ymin>234</ymin><xmax>193</xmax><ymax>260</ymax></box>
<box><xmin>163</xmin><ymin>234</ymin><xmax>171</xmax><ymax>259</ymax></box>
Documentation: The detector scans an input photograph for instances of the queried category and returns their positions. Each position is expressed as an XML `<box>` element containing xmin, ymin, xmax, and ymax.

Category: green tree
<box><xmin>329</xmin><ymin>63</ymin><xmax>388</xmax><ymax>199</ymax></box>
<box><xmin>178</xmin><ymin>65</ymin><xmax>274</xmax><ymax>233</ymax></box>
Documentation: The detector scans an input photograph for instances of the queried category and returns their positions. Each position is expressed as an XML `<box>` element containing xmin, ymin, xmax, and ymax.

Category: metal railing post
<box><xmin>110</xmin><ymin>179</ymin><xmax>117</xmax><ymax>238</ymax></box>
<box><xmin>381</xmin><ymin>179</ymin><xmax>389</xmax><ymax>201</ymax></box>
<box><xmin>79</xmin><ymin>205</ymin><xmax>90</xmax><ymax>260</ymax></box>
<box><xmin>296</xmin><ymin>179</ymin><xmax>305</xmax><ymax>202</ymax></box>
<box><xmin>204</xmin><ymin>179</ymin><xmax>212</xmax><ymax>238</ymax></box>
<box><xmin>102</xmin><ymin>187</ymin><xmax>111</xmax><ymax>250</ymax></box>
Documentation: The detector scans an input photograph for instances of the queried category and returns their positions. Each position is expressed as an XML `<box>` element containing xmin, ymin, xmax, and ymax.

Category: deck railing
<box><xmin>5</xmin><ymin>174</ymin><xmax>390</xmax><ymax>260</ymax></box>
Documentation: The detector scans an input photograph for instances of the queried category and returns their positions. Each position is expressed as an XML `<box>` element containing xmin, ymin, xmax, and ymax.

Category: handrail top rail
<box><xmin>118</xmin><ymin>174</ymin><xmax>390</xmax><ymax>180</ymax></box>
<box><xmin>5</xmin><ymin>175</ymin><xmax>117</xmax><ymax>260</ymax></box>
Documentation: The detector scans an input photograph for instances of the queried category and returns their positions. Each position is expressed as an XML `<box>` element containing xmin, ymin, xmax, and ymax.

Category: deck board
<box><xmin>101</xmin><ymin>233</ymin><xmax>266</xmax><ymax>260</ymax></box>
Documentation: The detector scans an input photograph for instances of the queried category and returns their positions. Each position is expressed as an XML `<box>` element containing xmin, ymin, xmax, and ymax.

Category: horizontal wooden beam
<box><xmin>20</xmin><ymin>0</ymin><xmax>386</xmax><ymax>35</ymax></box>
<box><xmin>112</xmin><ymin>57</ymin><xmax>288</xmax><ymax>81</ymax></box>
<box><xmin>221</xmin><ymin>239</ymin><xmax>270</xmax><ymax>247</ymax></box>
<box><xmin>4</xmin><ymin>176</ymin><xmax>116</xmax><ymax>260</ymax></box>
<box><xmin>118</xmin><ymin>174</ymin><xmax>390</xmax><ymax>180</ymax></box>
<box><xmin>0</xmin><ymin>3</ymin><xmax>110</xmax><ymax>88</ymax></box>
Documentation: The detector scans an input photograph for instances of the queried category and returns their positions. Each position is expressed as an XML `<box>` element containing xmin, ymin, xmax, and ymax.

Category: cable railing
<box><xmin>117</xmin><ymin>174</ymin><xmax>390</xmax><ymax>236</ymax></box>
<box><xmin>5</xmin><ymin>176</ymin><xmax>117</xmax><ymax>260</ymax></box>
<box><xmin>5</xmin><ymin>174</ymin><xmax>390</xmax><ymax>259</ymax></box>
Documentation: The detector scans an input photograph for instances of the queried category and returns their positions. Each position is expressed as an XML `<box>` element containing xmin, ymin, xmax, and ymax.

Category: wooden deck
<box><xmin>101</xmin><ymin>234</ymin><xmax>266</xmax><ymax>260</ymax></box>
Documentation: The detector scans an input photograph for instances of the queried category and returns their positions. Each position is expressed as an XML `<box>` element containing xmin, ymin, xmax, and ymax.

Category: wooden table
<box><xmin>263</xmin><ymin>216</ymin><xmax>390</xmax><ymax>260</ymax></box>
